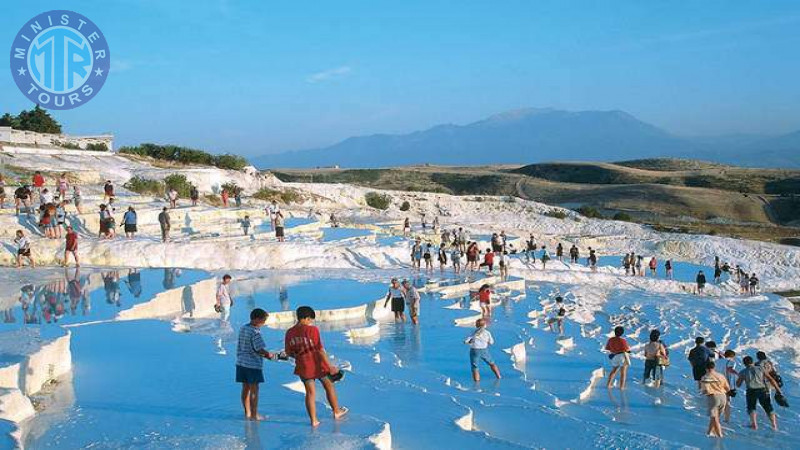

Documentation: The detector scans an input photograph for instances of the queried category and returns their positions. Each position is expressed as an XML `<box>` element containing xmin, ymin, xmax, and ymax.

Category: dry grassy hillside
<box><xmin>274</xmin><ymin>159</ymin><xmax>800</xmax><ymax>243</ymax></box>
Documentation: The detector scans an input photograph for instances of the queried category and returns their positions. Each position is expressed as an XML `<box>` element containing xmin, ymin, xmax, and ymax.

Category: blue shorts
<box><xmin>469</xmin><ymin>348</ymin><xmax>494</xmax><ymax>369</ymax></box>
<box><xmin>236</xmin><ymin>365</ymin><xmax>264</xmax><ymax>384</ymax></box>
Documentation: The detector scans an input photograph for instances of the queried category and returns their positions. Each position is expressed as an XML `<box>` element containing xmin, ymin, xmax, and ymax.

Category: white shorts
<box><xmin>610</xmin><ymin>353</ymin><xmax>629</xmax><ymax>367</ymax></box>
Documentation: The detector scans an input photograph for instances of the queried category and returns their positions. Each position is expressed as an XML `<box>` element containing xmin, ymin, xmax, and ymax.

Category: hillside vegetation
<box><xmin>511</xmin><ymin>159</ymin><xmax>800</xmax><ymax>195</ymax></box>
<box><xmin>274</xmin><ymin>159</ymin><xmax>800</xmax><ymax>243</ymax></box>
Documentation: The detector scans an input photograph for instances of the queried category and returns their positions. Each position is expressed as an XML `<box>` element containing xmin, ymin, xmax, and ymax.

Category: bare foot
<box><xmin>247</xmin><ymin>414</ymin><xmax>267</xmax><ymax>421</ymax></box>
<box><xmin>311</xmin><ymin>420</ymin><xmax>321</xmax><ymax>427</ymax></box>
<box><xmin>334</xmin><ymin>407</ymin><xmax>349</xmax><ymax>420</ymax></box>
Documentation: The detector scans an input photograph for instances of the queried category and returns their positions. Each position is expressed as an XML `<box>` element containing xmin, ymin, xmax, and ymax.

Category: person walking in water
<box><xmin>384</xmin><ymin>278</ymin><xmax>406</xmax><ymax>322</ymax></box>
<box><xmin>158</xmin><ymin>207</ymin><xmax>171</xmax><ymax>242</ymax></box>
<box><xmin>285</xmin><ymin>306</ymin><xmax>348</xmax><ymax>427</ymax></box>
<box><xmin>437</xmin><ymin>243</ymin><xmax>448</xmax><ymax>273</ymax></box>
<box><xmin>664</xmin><ymin>259</ymin><xmax>673</xmax><ymax>279</ymax></box>
<box><xmin>402</xmin><ymin>279</ymin><xmax>421</xmax><ymax>325</ymax></box>
<box><xmin>605</xmin><ymin>326</ymin><xmax>630</xmax><ymax>389</ymax></box>
<box><xmin>216</xmin><ymin>274</ymin><xmax>234</xmax><ymax>321</ymax></box>
<box><xmin>736</xmin><ymin>355</ymin><xmax>783</xmax><ymax>431</ymax></box>
<box><xmin>643</xmin><ymin>329</ymin><xmax>667</xmax><ymax>387</ymax></box>
<box><xmin>701</xmin><ymin>361</ymin><xmax>730</xmax><ymax>438</ymax></box>
<box><xmin>464</xmin><ymin>318</ymin><xmax>501</xmax><ymax>382</ymax></box>
<box><xmin>696</xmin><ymin>270</ymin><xmax>707</xmax><ymax>294</ymax></box>
<box><xmin>64</xmin><ymin>226</ymin><xmax>80</xmax><ymax>267</ymax></box>
<box><xmin>236</xmin><ymin>308</ymin><xmax>274</xmax><ymax>421</ymax></box>
<box><xmin>423</xmin><ymin>243</ymin><xmax>433</xmax><ymax>272</ymax></box>
<box><xmin>274</xmin><ymin>211</ymin><xmax>285</xmax><ymax>242</ymax></box>
<box><xmin>410</xmin><ymin>238</ymin><xmax>423</xmax><ymax>270</ymax></box>
<box><xmin>14</xmin><ymin>230</ymin><xmax>35</xmax><ymax>268</ymax></box>
<box><xmin>477</xmin><ymin>284</ymin><xmax>493</xmax><ymax>317</ymax></box>
<box><xmin>689</xmin><ymin>337</ymin><xmax>712</xmax><ymax>390</ymax></box>
<box><xmin>451</xmin><ymin>244</ymin><xmax>462</xmax><ymax>274</ymax></box>
<box><xmin>722</xmin><ymin>350</ymin><xmax>738</xmax><ymax>423</ymax></box>
<box><xmin>122</xmin><ymin>206</ymin><xmax>138</xmax><ymax>239</ymax></box>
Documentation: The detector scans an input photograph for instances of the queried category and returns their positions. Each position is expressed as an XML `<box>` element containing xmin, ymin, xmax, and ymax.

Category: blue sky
<box><xmin>2</xmin><ymin>0</ymin><xmax>800</xmax><ymax>156</ymax></box>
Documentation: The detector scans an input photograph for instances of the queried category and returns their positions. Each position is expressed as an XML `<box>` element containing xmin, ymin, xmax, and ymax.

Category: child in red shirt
<box><xmin>477</xmin><ymin>284</ymin><xmax>492</xmax><ymax>317</ymax></box>
<box><xmin>479</xmin><ymin>249</ymin><xmax>495</xmax><ymax>273</ymax></box>
<box><xmin>285</xmin><ymin>306</ymin><xmax>348</xmax><ymax>426</ymax></box>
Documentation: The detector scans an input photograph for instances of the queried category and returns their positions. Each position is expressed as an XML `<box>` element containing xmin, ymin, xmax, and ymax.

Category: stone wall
<box><xmin>0</xmin><ymin>126</ymin><xmax>114</xmax><ymax>151</ymax></box>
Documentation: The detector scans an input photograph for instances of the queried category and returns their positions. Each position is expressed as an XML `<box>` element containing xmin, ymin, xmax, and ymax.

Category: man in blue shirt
<box><xmin>236</xmin><ymin>308</ymin><xmax>273</xmax><ymax>420</ymax></box>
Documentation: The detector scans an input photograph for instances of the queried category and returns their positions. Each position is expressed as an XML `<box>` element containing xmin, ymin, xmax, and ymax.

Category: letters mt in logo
<box><xmin>10</xmin><ymin>10</ymin><xmax>111</xmax><ymax>110</ymax></box>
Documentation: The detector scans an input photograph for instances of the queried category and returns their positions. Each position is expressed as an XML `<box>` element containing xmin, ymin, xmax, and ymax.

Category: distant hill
<box><xmin>273</xmin><ymin>159</ymin><xmax>800</xmax><ymax>239</ymax></box>
<box><xmin>254</xmin><ymin>108</ymin><xmax>800</xmax><ymax>169</ymax></box>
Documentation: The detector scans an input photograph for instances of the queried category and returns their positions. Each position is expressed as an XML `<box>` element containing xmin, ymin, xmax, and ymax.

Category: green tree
<box><xmin>15</xmin><ymin>105</ymin><xmax>62</xmax><ymax>134</ymax></box>
<box><xmin>0</xmin><ymin>113</ymin><xmax>20</xmax><ymax>128</ymax></box>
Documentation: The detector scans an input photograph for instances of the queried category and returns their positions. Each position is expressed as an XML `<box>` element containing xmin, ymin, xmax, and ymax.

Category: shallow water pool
<box><xmin>11</xmin><ymin>269</ymin><xmax>800</xmax><ymax>449</ymax></box>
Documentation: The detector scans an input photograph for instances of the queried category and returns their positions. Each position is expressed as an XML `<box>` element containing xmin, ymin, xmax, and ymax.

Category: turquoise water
<box><xmin>229</xmin><ymin>278</ymin><xmax>389</xmax><ymax>315</ymax></box>
<box><xmin>257</xmin><ymin>217</ymin><xmax>316</xmax><ymax>231</ymax></box>
<box><xmin>320</xmin><ymin>227</ymin><xmax>372</xmax><ymax>242</ymax></box>
<box><xmin>596</xmin><ymin>255</ymin><xmax>721</xmax><ymax>283</ymax></box>
<box><xmin>0</xmin><ymin>268</ymin><xmax>208</xmax><ymax>330</ymax></box>
<box><xmin>13</xmin><ymin>269</ymin><xmax>800</xmax><ymax>449</ymax></box>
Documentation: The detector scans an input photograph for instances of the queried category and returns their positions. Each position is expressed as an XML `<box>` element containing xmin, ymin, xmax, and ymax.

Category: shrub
<box><xmin>252</xmin><ymin>187</ymin><xmax>305</xmax><ymax>204</ymax></box>
<box><xmin>163</xmin><ymin>173</ymin><xmax>195</xmax><ymax>198</ymax></box>
<box><xmin>214</xmin><ymin>154</ymin><xmax>249</xmax><ymax>170</ymax></box>
<box><xmin>576</xmin><ymin>205</ymin><xmax>604</xmax><ymax>219</ymax></box>
<box><xmin>53</xmin><ymin>140</ymin><xmax>80</xmax><ymax>150</ymax></box>
<box><xmin>124</xmin><ymin>176</ymin><xmax>164</xmax><ymax>196</ymax></box>
<box><xmin>365</xmin><ymin>192</ymin><xmax>391</xmax><ymax>210</ymax></box>
<box><xmin>204</xmin><ymin>194</ymin><xmax>222</xmax><ymax>206</ymax></box>
<box><xmin>86</xmin><ymin>142</ymin><xmax>109</xmax><ymax>151</ymax></box>
<box><xmin>118</xmin><ymin>143</ymin><xmax>249</xmax><ymax>170</ymax></box>
<box><xmin>613</xmin><ymin>212</ymin><xmax>633</xmax><ymax>222</ymax></box>
<box><xmin>544</xmin><ymin>209</ymin><xmax>567</xmax><ymax>219</ymax></box>
<box><xmin>221</xmin><ymin>181</ymin><xmax>241</xmax><ymax>195</ymax></box>
<box><xmin>399</xmin><ymin>200</ymin><xmax>411</xmax><ymax>211</ymax></box>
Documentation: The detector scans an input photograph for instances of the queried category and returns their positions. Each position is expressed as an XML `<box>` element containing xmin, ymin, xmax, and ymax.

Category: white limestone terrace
<box><xmin>0</xmin><ymin>145</ymin><xmax>798</xmax><ymax>294</ymax></box>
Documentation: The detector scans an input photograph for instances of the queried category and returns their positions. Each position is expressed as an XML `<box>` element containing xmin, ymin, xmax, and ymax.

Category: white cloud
<box><xmin>306</xmin><ymin>66</ymin><xmax>352</xmax><ymax>83</ymax></box>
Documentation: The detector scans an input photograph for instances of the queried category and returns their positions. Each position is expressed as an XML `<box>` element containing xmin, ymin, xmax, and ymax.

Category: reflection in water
<box><xmin>243</xmin><ymin>420</ymin><xmax>262</xmax><ymax>449</ymax></box>
<box><xmin>163</xmin><ymin>268</ymin><xmax>182</xmax><ymax>290</ymax></box>
<box><xmin>125</xmin><ymin>269</ymin><xmax>142</xmax><ymax>298</ymax></box>
<box><xmin>279</xmin><ymin>286</ymin><xmax>289</xmax><ymax>311</ymax></box>
<box><xmin>181</xmin><ymin>286</ymin><xmax>196</xmax><ymax>318</ymax></box>
<box><xmin>66</xmin><ymin>267</ymin><xmax>89</xmax><ymax>316</ymax></box>
<box><xmin>1</xmin><ymin>267</ymin><xmax>208</xmax><ymax>332</ymax></box>
<box><xmin>103</xmin><ymin>270</ymin><xmax>121</xmax><ymax>306</ymax></box>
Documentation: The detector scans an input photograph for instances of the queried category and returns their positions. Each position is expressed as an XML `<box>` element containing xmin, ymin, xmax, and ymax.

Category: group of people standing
<box><xmin>606</xmin><ymin>327</ymin><xmax>788</xmax><ymax>438</ymax></box>
<box><xmin>622</xmin><ymin>252</ymin><xmax>670</xmax><ymax>278</ymax></box>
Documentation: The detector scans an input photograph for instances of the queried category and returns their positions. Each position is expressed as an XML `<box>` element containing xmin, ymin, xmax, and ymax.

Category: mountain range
<box><xmin>253</xmin><ymin>108</ymin><xmax>800</xmax><ymax>169</ymax></box>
